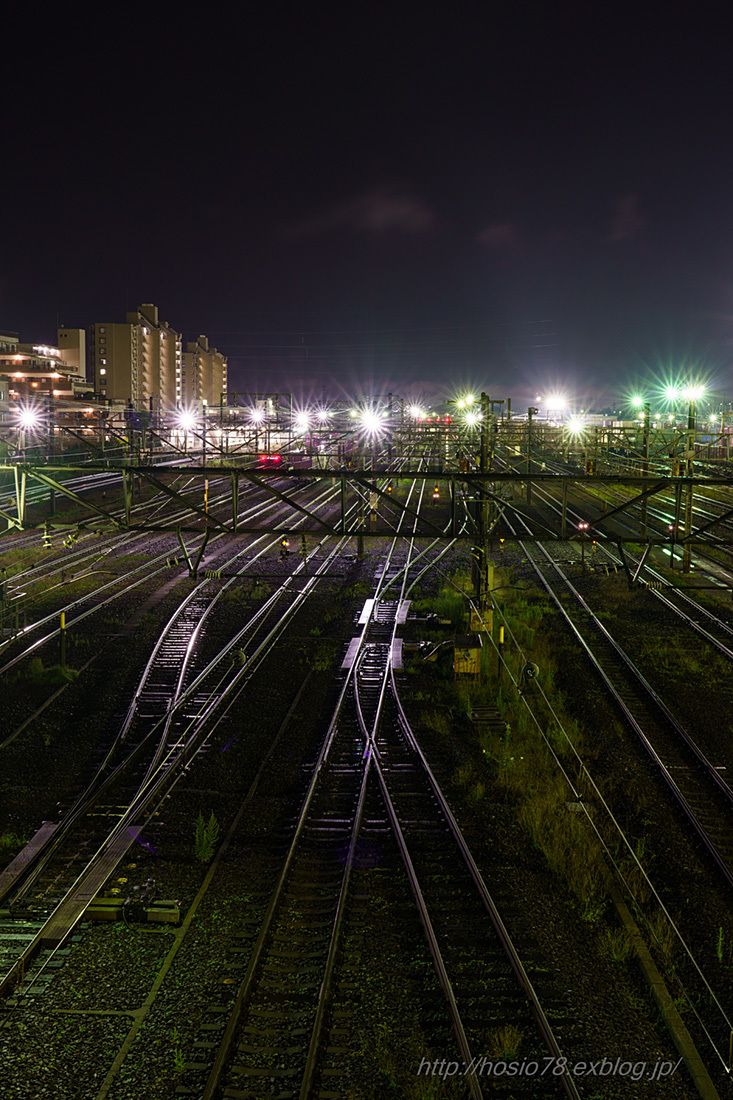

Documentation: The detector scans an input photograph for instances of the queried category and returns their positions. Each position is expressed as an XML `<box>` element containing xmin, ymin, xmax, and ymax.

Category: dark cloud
<box><xmin>282</xmin><ymin>188</ymin><xmax>436</xmax><ymax>238</ymax></box>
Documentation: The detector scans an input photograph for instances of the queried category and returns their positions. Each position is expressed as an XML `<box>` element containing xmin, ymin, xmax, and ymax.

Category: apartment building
<box><xmin>0</xmin><ymin>329</ymin><xmax>91</xmax><ymax>401</ymax></box>
<box><xmin>89</xmin><ymin>303</ymin><xmax>182</xmax><ymax>409</ymax></box>
<box><xmin>57</xmin><ymin>329</ymin><xmax>86</xmax><ymax>377</ymax></box>
<box><xmin>181</xmin><ymin>335</ymin><xmax>228</xmax><ymax>408</ymax></box>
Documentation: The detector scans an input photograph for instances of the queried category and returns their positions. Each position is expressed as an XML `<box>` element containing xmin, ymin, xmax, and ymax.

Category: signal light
<box><xmin>280</xmin><ymin>537</ymin><xmax>290</xmax><ymax>557</ymax></box>
<box><xmin>433</xmin><ymin>485</ymin><xmax>439</xmax><ymax>498</ymax></box>
<box><xmin>387</xmin><ymin>482</ymin><xmax>393</xmax><ymax>494</ymax></box>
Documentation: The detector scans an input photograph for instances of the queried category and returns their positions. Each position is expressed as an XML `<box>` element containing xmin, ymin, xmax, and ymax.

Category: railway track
<box><xmin>520</xmin><ymin>542</ymin><xmax>733</xmax><ymax>890</ymax></box>
<box><xmin>0</xmin><ymin>523</ymin><xmax>354</xmax><ymax>1001</ymax></box>
<box><xmin>190</xmin><ymin>501</ymin><xmax>579</xmax><ymax>1099</ymax></box>
<box><xmin>483</xmin><ymin>527</ymin><xmax>732</xmax><ymax>1083</ymax></box>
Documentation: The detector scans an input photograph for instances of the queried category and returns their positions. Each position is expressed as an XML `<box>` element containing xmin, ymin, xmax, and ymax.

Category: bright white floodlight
<box><xmin>465</xmin><ymin>412</ymin><xmax>479</xmax><ymax>426</ymax></box>
<box><xmin>545</xmin><ymin>394</ymin><xmax>565</xmax><ymax>414</ymax></box>
<box><xmin>248</xmin><ymin>407</ymin><xmax>265</xmax><ymax>424</ymax></box>
<box><xmin>408</xmin><ymin>405</ymin><xmax>423</xmax><ymax>419</ymax></box>
<box><xmin>177</xmin><ymin>410</ymin><xmax>197</xmax><ymax>431</ymax></box>
<box><xmin>360</xmin><ymin>409</ymin><xmax>383</xmax><ymax>434</ymax></box>
<box><xmin>17</xmin><ymin>407</ymin><xmax>40</xmax><ymax>430</ymax></box>
<box><xmin>567</xmin><ymin>416</ymin><xmax>585</xmax><ymax>434</ymax></box>
<box><xmin>664</xmin><ymin>385</ymin><xmax>679</xmax><ymax>401</ymax></box>
<box><xmin>294</xmin><ymin>411</ymin><xmax>310</xmax><ymax>432</ymax></box>
<box><xmin>316</xmin><ymin>408</ymin><xmax>331</xmax><ymax>422</ymax></box>
<box><xmin>682</xmin><ymin>385</ymin><xmax>705</xmax><ymax>400</ymax></box>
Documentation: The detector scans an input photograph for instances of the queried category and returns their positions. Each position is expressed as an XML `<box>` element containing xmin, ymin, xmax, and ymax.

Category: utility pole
<box><xmin>682</xmin><ymin>398</ymin><xmax>696</xmax><ymax>573</ymax></box>
<box><xmin>526</xmin><ymin>406</ymin><xmax>538</xmax><ymax>504</ymax></box>
<box><xmin>472</xmin><ymin>392</ymin><xmax>490</xmax><ymax>609</ymax></box>
<box><xmin>641</xmin><ymin>403</ymin><xmax>650</xmax><ymax>541</ymax></box>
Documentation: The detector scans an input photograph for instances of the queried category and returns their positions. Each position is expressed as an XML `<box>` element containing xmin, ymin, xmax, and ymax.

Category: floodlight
<box><xmin>17</xmin><ymin>408</ymin><xmax>40</xmax><ymax>430</ymax></box>
<box><xmin>360</xmin><ymin>410</ymin><xmax>383</xmax><ymax>434</ymax></box>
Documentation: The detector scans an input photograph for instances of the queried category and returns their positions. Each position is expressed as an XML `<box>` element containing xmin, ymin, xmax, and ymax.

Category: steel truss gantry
<box><xmin>3</xmin><ymin>465</ymin><xmax>733</xmax><ymax>558</ymax></box>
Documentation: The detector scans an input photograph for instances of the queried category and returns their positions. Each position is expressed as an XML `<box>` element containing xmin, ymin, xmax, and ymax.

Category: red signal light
<box><xmin>444</xmin><ymin>416</ymin><xmax>450</xmax><ymax>423</ymax></box>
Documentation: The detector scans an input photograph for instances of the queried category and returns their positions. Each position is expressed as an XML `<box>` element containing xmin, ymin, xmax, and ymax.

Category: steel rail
<box><xmin>520</xmin><ymin>540</ymin><xmax>733</xmax><ymax>894</ymax></box>
<box><xmin>388</xmin><ymin>670</ymin><xmax>582</xmax><ymax>1099</ymax></box>
<box><xmin>200</xmin><ymin>475</ymin><xmax>428</xmax><ymax>1099</ymax></box>
<box><xmin>0</xmin><ymin>531</ymin><xmax>352</xmax><ymax>1002</ymax></box>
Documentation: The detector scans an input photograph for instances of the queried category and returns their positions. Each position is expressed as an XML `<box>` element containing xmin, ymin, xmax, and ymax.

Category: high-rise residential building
<box><xmin>89</xmin><ymin>303</ymin><xmax>182</xmax><ymax>409</ymax></box>
<box><xmin>181</xmin><ymin>335</ymin><xmax>227</xmax><ymax>409</ymax></box>
<box><xmin>56</xmin><ymin>328</ymin><xmax>86</xmax><ymax>377</ymax></box>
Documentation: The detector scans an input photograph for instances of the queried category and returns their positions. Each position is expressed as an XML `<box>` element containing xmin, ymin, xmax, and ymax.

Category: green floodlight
<box><xmin>631</xmin><ymin>395</ymin><xmax>644</xmax><ymax>408</ymax></box>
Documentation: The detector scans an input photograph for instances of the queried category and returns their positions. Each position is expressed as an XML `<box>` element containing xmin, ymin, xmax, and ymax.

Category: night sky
<box><xmin>4</xmin><ymin>5</ymin><xmax>733</xmax><ymax>407</ymax></box>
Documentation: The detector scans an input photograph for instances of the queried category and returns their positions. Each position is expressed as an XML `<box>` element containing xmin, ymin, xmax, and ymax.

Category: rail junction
<box><xmin>1</xmin><ymin>393</ymin><xmax>733</xmax><ymax>1098</ymax></box>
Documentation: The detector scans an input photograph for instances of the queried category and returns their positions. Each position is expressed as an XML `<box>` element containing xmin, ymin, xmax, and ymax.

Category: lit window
<box><xmin>100</xmin><ymin>358</ymin><xmax>107</xmax><ymax>365</ymax></box>
<box><xmin>99</xmin><ymin>326</ymin><xmax>106</xmax><ymax>333</ymax></box>
<box><xmin>100</xmin><ymin>368</ymin><xmax>106</xmax><ymax>375</ymax></box>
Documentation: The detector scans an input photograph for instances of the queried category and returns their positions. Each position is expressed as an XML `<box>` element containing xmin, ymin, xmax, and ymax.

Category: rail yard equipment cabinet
<box><xmin>453</xmin><ymin>634</ymin><xmax>483</xmax><ymax>679</ymax></box>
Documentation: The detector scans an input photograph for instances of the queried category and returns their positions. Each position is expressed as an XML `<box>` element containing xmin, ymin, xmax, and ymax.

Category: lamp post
<box><xmin>681</xmin><ymin>386</ymin><xmax>703</xmax><ymax>573</ymax></box>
